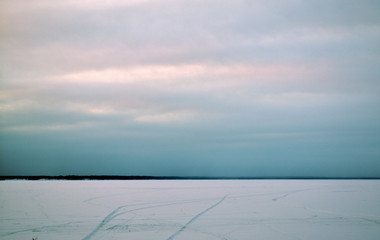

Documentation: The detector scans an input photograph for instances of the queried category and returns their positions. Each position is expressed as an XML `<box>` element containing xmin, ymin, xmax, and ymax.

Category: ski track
<box><xmin>227</xmin><ymin>187</ymin><xmax>315</xmax><ymax>202</ymax></box>
<box><xmin>272</xmin><ymin>189</ymin><xmax>312</xmax><ymax>202</ymax></box>
<box><xmin>0</xmin><ymin>221</ymin><xmax>80</xmax><ymax>237</ymax></box>
<box><xmin>82</xmin><ymin>201</ymin><xmax>195</xmax><ymax>240</ymax></box>
<box><xmin>82</xmin><ymin>196</ymin><xmax>231</xmax><ymax>240</ymax></box>
<box><xmin>83</xmin><ymin>193</ymin><xmax>127</xmax><ymax>204</ymax></box>
<box><xmin>83</xmin><ymin>195</ymin><xmax>228</xmax><ymax>240</ymax></box>
<box><xmin>81</xmin><ymin>204</ymin><xmax>128</xmax><ymax>240</ymax></box>
<box><xmin>303</xmin><ymin>206</ymin><xmax>380</xmax><ymax>225</ymax></box>
<box><xmin>166</xmin><ymin>195</ymin><xmax>228</xmax><ymax>240</ymax></box>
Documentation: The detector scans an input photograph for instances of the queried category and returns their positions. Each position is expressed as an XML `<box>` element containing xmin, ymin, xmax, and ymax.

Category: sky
<box><xmin>0</xmin><ymin>0</ymin><xmax>379</xmax><ymax>177</ymax></box>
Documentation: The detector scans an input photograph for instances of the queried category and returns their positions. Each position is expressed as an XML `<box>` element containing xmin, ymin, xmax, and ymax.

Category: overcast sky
<box><xmin>1</xmin><ymin>0</ymin><xmax>379</xmax><ymax>177</ymax></box>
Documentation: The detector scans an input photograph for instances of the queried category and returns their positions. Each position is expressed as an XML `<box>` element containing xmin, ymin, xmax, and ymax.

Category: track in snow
<box><xmin>166</xmin><ymin>195</ymin><xmax>228</xmax><ymax>240</ymax></box>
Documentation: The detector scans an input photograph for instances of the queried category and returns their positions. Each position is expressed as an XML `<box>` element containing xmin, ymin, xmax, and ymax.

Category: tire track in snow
<box><xmin>303</xmin><ymin>206</ymin><xmax>380</xmax><ymax>225</ymax></box>
<box><xmin>166</xmin><ymin>195</ymin><xmax>228</xmax><ymax>240</ymax></box>
<box><xmin>83</xmin><ymin>193</ymin><xmax>127</xmax><ymax>204</ymax></box>
<box><xmin>272</xmin><ymin>189</ymin><xmax>312</xmax><ymax>202</ymax></box>
<box><xmin>82</xmin><ymin>202</ymin><xmax>189</xmax><ymax>240</ymax></box>
<box><xmin>81</xmin><ymin>204</ymin><xmax>130</xmax><ymax>240</ymax></box>
<box><xmin>0</xmin><ymin>221</ymin><xmax>81</xmax><ymax>237</ymax></box>
<box><xmin>82</xmin><ymin>196</ymin><xmax>229</xmax><ymax>240</ymax></box>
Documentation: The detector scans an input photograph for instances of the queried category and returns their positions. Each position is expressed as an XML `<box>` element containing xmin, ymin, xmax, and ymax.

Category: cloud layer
<box><xmin>1</xmin><ymin>0</ymin><xmax>380</xmax><ymax>177</ymax></box>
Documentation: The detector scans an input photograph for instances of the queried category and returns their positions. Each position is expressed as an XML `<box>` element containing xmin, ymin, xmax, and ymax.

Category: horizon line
<box><xmin>1</xmin><ymin>175</ymin><xmax>379</xmax><ymax>181</ymax></box>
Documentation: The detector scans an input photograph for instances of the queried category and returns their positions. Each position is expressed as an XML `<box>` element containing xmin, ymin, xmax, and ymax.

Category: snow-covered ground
<box><xmin>0</xmin><ymin>180</ymin><xmax>379</xmax><ymax>240</ymax></box>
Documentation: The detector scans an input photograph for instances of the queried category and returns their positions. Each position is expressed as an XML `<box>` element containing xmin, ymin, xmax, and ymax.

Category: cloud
<box><xmin>134</xmin><ymin>110</ymin><xmax>198</xmax><ymax>123</ymax></box>
<box><xmin>52</xmin><ymin>63</ymin><xmax>311</xmax><ymax>86</ymax></box>
<box><xmin>0</xmin><ymin>61</ymin><xmax>317</xmax><ymax>131</ymax></box>
<box><xmin>1</xmin><ymin>0</ymin><xmax>379</xmax><ymax>176</ymax></box>
<box><xmin>2</xmin><ymin>122</ymin><xmax>95</xmax><ymax>133</ymax></box>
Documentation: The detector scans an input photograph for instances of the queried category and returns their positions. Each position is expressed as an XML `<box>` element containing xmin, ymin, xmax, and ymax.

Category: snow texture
<box><xmin>0</xmin><ymin>180</ymin><xmax>379</xmax><ymax>240</ymax></box>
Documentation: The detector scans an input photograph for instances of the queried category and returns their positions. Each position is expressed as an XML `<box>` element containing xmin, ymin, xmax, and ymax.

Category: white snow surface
<box><xmin>0</xmin><ymin>180</ymin><xmax>379</xmax><ymax>240</ymax></box>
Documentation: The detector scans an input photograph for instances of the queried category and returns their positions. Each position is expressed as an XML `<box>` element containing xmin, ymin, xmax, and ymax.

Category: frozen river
<box><xmin>0</xmin><ymin>180</ymin><xmax>379</xmax><ymax>240</ymax></box>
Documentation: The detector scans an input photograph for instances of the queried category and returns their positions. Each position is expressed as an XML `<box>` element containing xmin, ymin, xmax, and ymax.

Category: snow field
<box><xmin>0</xmin><ymin>180</ymin><xmax>379</xmax><ymax>240</ymax></box>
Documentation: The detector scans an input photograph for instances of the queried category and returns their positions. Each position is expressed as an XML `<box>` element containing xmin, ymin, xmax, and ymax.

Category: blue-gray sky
<box><xmin>1</xmin><ymin>0</ymin><xmax>380</xmax><ymax>177</ymax></box>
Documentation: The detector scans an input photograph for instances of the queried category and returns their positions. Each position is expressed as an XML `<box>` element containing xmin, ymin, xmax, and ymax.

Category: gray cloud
<box><xmin>1</xmin><ymin>0</ymin><xmax>380</xmax><ymax>177</ymax></box>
